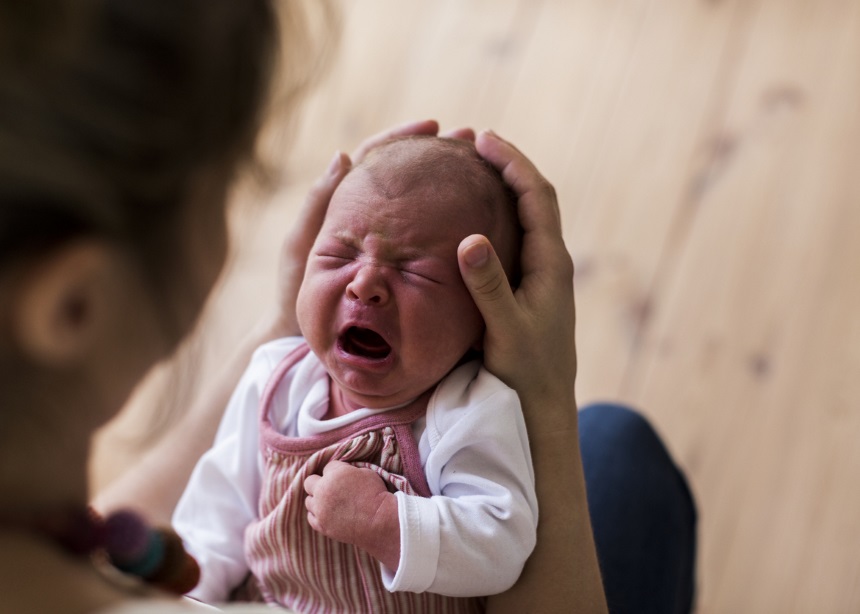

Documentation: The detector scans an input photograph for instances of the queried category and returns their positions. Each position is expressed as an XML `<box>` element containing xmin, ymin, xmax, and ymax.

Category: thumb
<box><xmin>458</xmin><ymin>235</ymin><xmax>518</xmax><ymax>328</ymax></box>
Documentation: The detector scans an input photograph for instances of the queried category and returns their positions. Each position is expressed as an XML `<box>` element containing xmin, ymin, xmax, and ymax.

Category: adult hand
<box><xmin>272</xmin><ymin>119</ymin><xmax>471</xmax><ymax>337</ymax></box>
<box><xmin>271</xmin><ymin>149</ymin><xmax>351</xmax><ymax>337</ymax></box>
<box><xmin>469</xmin><ymin>132</ymin><xmax>607</xmax><ymax>614</ymax></box>
<box><xmin>457</xmin><ymin>131</ymin><xmax>577</xmax><ymax>434</ymax></box>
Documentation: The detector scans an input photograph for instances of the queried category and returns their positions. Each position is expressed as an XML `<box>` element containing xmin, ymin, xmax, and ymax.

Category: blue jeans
<box><xmin>579</xmin><ymin>403</ymin><xmax>697</xmax><ymax>614</ymax></box>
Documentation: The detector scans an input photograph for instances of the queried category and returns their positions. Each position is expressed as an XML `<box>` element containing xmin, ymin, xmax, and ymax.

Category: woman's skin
<box><xmin>91</xmin><ymin>121</ymin><xmax>608</xmax><ymax>612</ymax></box>
<box><xmin>464</xmin><ymin>131</ymin><xmax>606</xmax><ymax>613</ymax></box>
<box><xmin>0</xmin><ymin>171</ymin><xmax>240</xmax><ymax>614</ymax></box>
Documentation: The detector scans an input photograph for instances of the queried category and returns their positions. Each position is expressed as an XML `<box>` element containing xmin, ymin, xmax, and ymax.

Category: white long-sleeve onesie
<box><xmin>173</xmin><ymin>337</ymin><xmax>537</xmax><ymax>603</ymax></box>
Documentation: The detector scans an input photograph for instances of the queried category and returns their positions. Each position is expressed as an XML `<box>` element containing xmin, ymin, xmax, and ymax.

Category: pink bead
<box><xmin>103</xmin><ymin>509</ymin><xmax>150</xmax><ymax>563</ymax></box>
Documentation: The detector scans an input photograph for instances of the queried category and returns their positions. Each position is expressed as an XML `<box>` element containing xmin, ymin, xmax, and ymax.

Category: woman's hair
<box><xmin>0</xmin><ymin>0</ymin><xmax>335</xmax><ymax>446</ymax></box>
<box><xmin>0</xmin><ymin>0</ymin><xmax>328</xmax><ymax>279</ymax></box>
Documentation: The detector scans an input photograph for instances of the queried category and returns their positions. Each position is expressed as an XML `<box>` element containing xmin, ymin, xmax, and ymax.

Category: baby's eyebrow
<box><xmin>389</xmin><ymin>246</ymin><xmax>427</xmax><ymax>261</ymax></box>
<box><xmin>325</xmin><ymin>232</ymin><xmax>359</xmax><ymax>247</ymax></box>
<box><xmin>326</xmin><ymin>229</ymin><xmax>446</xmax><ymax>264</ymax></box>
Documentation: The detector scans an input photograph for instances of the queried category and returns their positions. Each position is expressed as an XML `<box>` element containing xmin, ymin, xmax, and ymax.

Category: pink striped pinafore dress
<box><xmin>244</xmin><ymin>344</ymin><xmax>484</xmax><ymax>613</ymax></box>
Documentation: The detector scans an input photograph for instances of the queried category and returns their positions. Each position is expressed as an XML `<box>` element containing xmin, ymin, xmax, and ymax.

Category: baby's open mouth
<box><xmin>340</xmin><ymin>326</ymin><xmax>391</xmax><ymax>359</ymax></box>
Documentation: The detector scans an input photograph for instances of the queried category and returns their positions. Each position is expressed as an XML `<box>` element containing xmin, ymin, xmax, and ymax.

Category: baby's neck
<box><xmin>325</xmin><ymin>383</ymin><xmax>433</xmax><ymax>420</ymax></box>
<box><xmin>327</xmin><ymin>385</ymin><xmax>358</xmax><ymax>418</ymax></box>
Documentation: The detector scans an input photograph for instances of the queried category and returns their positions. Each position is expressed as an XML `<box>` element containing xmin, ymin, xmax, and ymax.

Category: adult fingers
<box><xmin>290</xmin><ymin>151</ymin><xmax>351</xmax><ymax>250</ymax></box>
<box><xmin>458</xmin><ymin>234</ymin><xmax>519</xmax><ymax>332</ymax></box>
<box><xmin>275</xmin><ymin>151</ymin><xmax>351</xmax><ymax>335</ymax></box>
<box><xmin>350</xmin><ymin>119</ymin><xmax>440</xmax><ymax>163</ymax></box>
<box><xmin>440</xmin><ymin>127</ymin><xmax>476</xmax><ymax>142</ymax></box>
<box><xmin>475</xmin><ymin>130</ymin><xmax>561</xmax><ymax>235</ymax></box>
<box><xmin>475</xmin><ymin>130</ymin><xmax>567</xmax><ymax>282</ymax></box>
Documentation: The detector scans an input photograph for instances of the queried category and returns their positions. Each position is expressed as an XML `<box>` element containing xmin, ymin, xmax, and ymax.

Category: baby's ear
<box><xmin>10</xmin><ymin>241</ymin><xmax>115</xmax><ymax>366</ymax></box>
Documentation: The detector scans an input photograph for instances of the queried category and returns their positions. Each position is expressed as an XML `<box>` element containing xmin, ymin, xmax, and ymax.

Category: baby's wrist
<box><xmin>359</xmin><ymin>491</ymin><xmax>400</xmax><ymax>571</ymax></box>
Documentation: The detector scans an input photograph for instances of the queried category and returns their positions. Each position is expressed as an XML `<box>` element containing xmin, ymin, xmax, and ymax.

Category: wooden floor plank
<box><xmin>628</xmin><ymin>0</ymin><xmax>860</xmax><ymax>610</ymax></box>
<box><xmin>499</xmin><ymin>0</ymin><xmax>647</xmax><ymax>222</ymax></box>
<box><xmin>562</xmin><ymin>0</ymin><xmax>743</xmax><ymax>404</ymax></box>
<box><xmin>392</xmin><ymin>0</ymin><xmax>539</xmax><ymax>130</ymax></box>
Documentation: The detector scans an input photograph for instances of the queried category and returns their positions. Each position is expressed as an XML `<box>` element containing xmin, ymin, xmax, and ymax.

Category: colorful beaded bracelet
<box><xmin>1</xmin><ymin>506</ymin><xmax>200</xmax><ymax>595</ymax></box>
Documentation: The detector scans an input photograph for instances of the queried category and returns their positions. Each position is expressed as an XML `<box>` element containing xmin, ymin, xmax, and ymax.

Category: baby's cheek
<box><xmin>295</xmin><ymin>285</ymin><xmax>314</xmax><ymax>337</ymax></box>
<box><xmin>297</xmin><ymin>276</ymin><xmax>332</xmax><ymax>340</ymax></box>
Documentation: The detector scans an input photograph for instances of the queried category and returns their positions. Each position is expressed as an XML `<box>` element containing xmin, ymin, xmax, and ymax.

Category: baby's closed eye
<box><xmin>315</xmin><ymin>240</ymin><xmax>358</xmax><ymax>264</ymax></box>
<box><xmin>317</xmin><ymin>252</ymin><xmax>353</xmax><ymax>261</ymax></box>
<box><xmin>400</xmin><ymin>268</ymin><xmax>441</xmax><ymax>284</ymax></box>
<box><xmin>398</xmin><ymin>259</ymin><xmax>451</xmax><ymax>285</ymax></box>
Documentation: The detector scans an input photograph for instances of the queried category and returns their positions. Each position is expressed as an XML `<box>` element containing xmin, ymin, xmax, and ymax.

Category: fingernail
<box><xmin>482</xmin><ymin>129</ymin><xmax>498</xmax><ymax>138</ymax></box>
<box><xmin>463</xmin><ymin>242</ymin><xmax>489</xmax><ymax>268</ymax></box>
<box><xmin>327</xmin><ymin>151</ymin><xmax>342</xmax><ymax>176</ymax></box>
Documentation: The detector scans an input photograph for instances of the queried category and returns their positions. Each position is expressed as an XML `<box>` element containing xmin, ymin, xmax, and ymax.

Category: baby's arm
<box><xmin>173</xmin><ymin>434</ymin><xmax>257</xmax><ymax>603</ymax></box>
<box><xmin>172</xmin><ymin>343</ymin><xmax>291</xmax><ymax>602</ymax></box>
<box><xmin>303</xmin><ymin>461</ymin><xmax>401</xmax><ymax>570</ymax></box>
<box><xmin>390</xmin><ymin>368</ymin><xmax>538</xmax><ymax>597</ymax></box>
<box><xmin>300</xmin><ymin>367</ymin><xmax>536</xmax><ymax>598</ymax></box>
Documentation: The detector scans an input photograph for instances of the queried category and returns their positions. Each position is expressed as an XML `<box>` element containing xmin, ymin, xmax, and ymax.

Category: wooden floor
<box><xmin>92</xmin><ymin>1</ymin><xmax>860</xmax><ymax>611</ymax></box>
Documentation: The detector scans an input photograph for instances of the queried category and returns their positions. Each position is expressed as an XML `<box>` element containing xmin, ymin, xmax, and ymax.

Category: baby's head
<box><xmin>297</xmin><ymin>136</ymin><xmax>521</xmax><ymax>410</ymax></box>
<box><xmin>357</xmin><ymin>136</ymin><xmax>521</xmax><ymax>283</ymax></box>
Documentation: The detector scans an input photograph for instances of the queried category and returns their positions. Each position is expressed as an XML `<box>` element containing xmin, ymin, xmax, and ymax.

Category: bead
<box><xmin>111</xmin><ymin>527</ymin><xmax>165</xmax><ymax>578</ymax></box>
<box><xmin>103</xmin><ymin>509</ymin><xmax>150</xmax><ymax>564</ymax></box>
<box><xmin>1</xmin><ymin>504</ymin><xmax>199</xmax><ymax>596</ymax></box>
<box><xmin>158</xmin><ymin>553</ymin><xmax>201</xmax><ymax>596</ymax></box>
<box><xmin>147</xmin><ymin>529</ymin><xmax>186</xmax><ymax>583</ymax></box>
<box><xmin>149</xmin><ymin>530</ymin><xmax>201</xmax><ymax>595</ymax></box>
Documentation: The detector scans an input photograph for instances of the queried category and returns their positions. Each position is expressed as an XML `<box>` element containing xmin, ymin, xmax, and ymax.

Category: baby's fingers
<box><xmin>303</xmin><ymin>473</ymin><xmax>321</xmax><ymax>496</ymax></box>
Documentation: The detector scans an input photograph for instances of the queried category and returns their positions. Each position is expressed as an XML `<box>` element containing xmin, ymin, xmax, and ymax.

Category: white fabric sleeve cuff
<box><xmin>186</xmin><ymin>574</ymin><xmax>221</xmax><ymax>605</ymax></box>
<box><xmin>381</xmin><ymin>492</ymin><xmax>440</xmax><ymax>592</ymax></box>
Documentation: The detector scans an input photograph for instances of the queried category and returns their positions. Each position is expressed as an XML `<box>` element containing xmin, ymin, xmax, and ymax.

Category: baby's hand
<box><xmin>303</xmin><ymin>461</ymin><xmax>401</xmax><ymax>570</ymax></box>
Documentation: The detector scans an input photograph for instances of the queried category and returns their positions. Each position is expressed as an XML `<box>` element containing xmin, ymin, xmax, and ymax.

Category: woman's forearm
<box><xmin>486</xmin><ymin>393</ymin><xmax>607</xmax><ymax>613</ymax></box>
<box><xmin>463</xmin><ymin>131</ymin><xmax>608</xmax><ymax>611</ymax></box>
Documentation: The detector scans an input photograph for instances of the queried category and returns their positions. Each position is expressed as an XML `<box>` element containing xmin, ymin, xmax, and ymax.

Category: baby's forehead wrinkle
<box><xmin>364</xmin><ymin>163</ymin><xmax>430</xmax><ymax>202</ymax></box>
<box><xmin>326</xmin><ymin>218</ymin><xmax>439</xmax><ymax>264</ymax></box>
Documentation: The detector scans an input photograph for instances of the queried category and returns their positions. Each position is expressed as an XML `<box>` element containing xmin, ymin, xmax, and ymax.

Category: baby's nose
<box><xmin>345</xmin><ymin>266</ymin><xmax>390</xmax><ymax>305</ymax></box>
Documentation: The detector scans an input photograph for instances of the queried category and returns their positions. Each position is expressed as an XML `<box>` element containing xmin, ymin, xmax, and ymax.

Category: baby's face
<box><xmin>296</xmin><ymin>168</ymin><xmax>489</xmax><ymax>410</ymax></box>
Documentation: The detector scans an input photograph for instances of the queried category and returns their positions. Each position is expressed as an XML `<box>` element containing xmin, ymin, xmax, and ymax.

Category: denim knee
<box><xmin>578</xmin><ymin>402</ymin><xmax>697</xmax><ymax>614</ymax></box>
